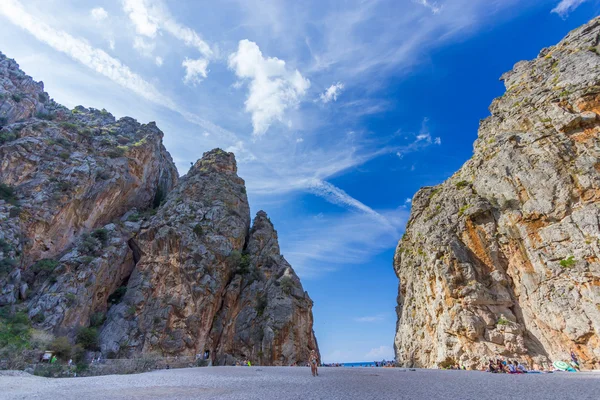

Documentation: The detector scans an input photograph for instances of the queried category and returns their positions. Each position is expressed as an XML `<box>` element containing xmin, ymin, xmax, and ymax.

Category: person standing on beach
<box><xmin>570</xmin><ymin>350</ymin><xmax>580</xmax><ymax>371</ymax></box>
<box><xmin>309</xmin><ymin>350</ymin><xmax>319</xmax><ymax>377</ymax></box>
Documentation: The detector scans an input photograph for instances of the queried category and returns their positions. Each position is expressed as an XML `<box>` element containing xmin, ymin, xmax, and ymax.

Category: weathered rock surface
<box><xmin>99</xmin><ymin>151</ymin><xmax>318</xmax><ymax>365</ymax></box>
<box><xmin>0</xmin><ymin>52</ymin><xmax>317</xmax><ymax>366</ymax></box>
<box><xmin>394</xmin><ymin>18</ymin><xmax>600</xmax><ymax>370</ymax></box>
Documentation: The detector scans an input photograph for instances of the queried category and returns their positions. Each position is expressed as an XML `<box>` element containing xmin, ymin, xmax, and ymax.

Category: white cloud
<box><xmin>108</xmin><ymin>39</ymin><xmax>115</xmax><ymax>50</ymax></box>
<box><xmin>155</xmin><ymin>56</ymin><xmax>163</xmax><ymax>66</ymax></box>
<box><xmin>133</xmin><ymin>36</ymin><xmax>155</xmax><ymax>56</ymax></box>
<box><xmin>90</xmin><ymin>7</ymin><xmax>108</xmax><ymax>21</ymax></box>
<box><xmin>414</xmin><ymin>0</ymin><xmax>442</xmax><ymax>14</ymax></box>
<box><xmin>319</xmin><ymin>82</ymin><xmax>344</xmax><ymax>103</ymax></box>
<box><xmin>434</xmin><ymin>137</ymin><xmax>441</xmax><ymax>145</ymax></box>
<box><xmin>228</xmin><ymin>39</ymin><xmax>310</xmax><ymax>137</ymax></box>
<box><xmin>551</xmin><ymin>0</ymin><xmax>587</xmax><ymax>18</ymax></box>
<box><xmin>365</xmin><ymin>345</ymin><xmax>394</xmax><ymax>360</ymax></box>
<box><xmin>355</xmin><ymin>314</ymin><xmax>386</xmax><ymax>322</ymax></box>
<box><xmin>123</xmin><ymin>0</ymin><xmax>159</xmax><ymax>38</ymax></box>
<box><xmin>182</xmin><ymin>57</ymin><xmax>208</xmax><ymax>85</ymax></box>
<box><xmin>404</xmin><ymin>198</ymin><xmax>412</xmax><ymax>204</ymax></box>
<box><xmin>296</xmin><ymin>138</ymin><xmax>304</xmax><ymax>143</ymax></box>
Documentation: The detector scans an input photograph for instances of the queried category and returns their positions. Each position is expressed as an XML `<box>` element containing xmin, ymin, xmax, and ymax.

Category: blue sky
<box><xmin>1</xmin><ymin>0</ymin><xmax>598</xmax><ymax>363</ymax></box>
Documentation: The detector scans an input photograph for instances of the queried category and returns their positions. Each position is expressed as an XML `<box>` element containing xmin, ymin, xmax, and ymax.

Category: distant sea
<box><xmin>342</xmin><ymin>362</ymin><xmax>377</xmax><ymax>367</ymax></box>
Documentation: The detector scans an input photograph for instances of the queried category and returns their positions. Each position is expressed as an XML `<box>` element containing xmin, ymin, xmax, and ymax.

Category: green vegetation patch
<box><xmin>0</xmin><ymin>308</ymin><xmax>31</xmax><ymax>349</ymax></box>
<box><xmin>255</xmin><ymin>293</ymin><xmax>267</xmax><ymax>317</ymax></box>
<box><xmin>458</xmin><ymin>204</ymin><xmax>472</xmax><ymax>217</ymax></box>
<box><xmin>91</xmin><ymin>228</ymin><xmax>109</xmax><ymax>246</ymax></box>
<box><xmin>280</xmin><ymin>276</ymin><xmax>294</xmax><ymax>295</ymax></box>
<box><xmin>0</xmin><ymin>131</ymin><xmax>17</xmax><ymax>144</ymax></box>
<box><xmin>455</xmin><ymin>180</ymin><xmax>470</xmax><ymax>189</ymax></box>
<box><xmin>0</xmin><ymin>182</ymin><xmax>19</xmax><ymax>205</ymax></box>
<box><xmin>559</xmin><ymin>256</ymin><xmax>575</xmax><ymax>268</ymax></box>
<box><xmin>90</xmin><ymin>311</ymin><xmax>106</xmax><ymax>328</ymax></box>
<box><xmin>31</xmin><ymin>258</ymin><xmax>59</xmax><ymax>274</ymax></box>
<box><xmin>76</xmin><ymin>327</ymin><xmax>99</xmax><ymax>351</ymax></box>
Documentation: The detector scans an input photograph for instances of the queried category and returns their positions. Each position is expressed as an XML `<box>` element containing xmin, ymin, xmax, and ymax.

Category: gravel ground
<box><xmin>1</xmin><ymin>367</ymin><xmax>599</xmax><ymax>400</ymax></box>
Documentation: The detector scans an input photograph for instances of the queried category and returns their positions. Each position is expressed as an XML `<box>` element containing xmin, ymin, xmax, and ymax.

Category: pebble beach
<box><xmin>2</xmin><ymin>367</ymin><xmax>599</xmax><ymax>400</ymax></box>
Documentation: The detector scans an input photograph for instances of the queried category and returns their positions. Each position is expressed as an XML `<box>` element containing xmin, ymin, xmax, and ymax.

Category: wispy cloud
<box><xmin>0</xmin><ymin>0</ymin><xmax>172</xmax><ymax>107</ymax></box>
<box><xmin>307</xmin><ymin>180</ymin><xmax>395</xmax><ymax>231</ymax></box>
<box><xmin>414</xmin><ymin>0</ymin><xmax>443</xmax><ymax>14</ymax></box>
<box><xmin>133</xmin><ymin>36</ymin><xmax>155</xmax><ymax>56</ymax></box>
<box><xmin>319</xmin><ymin>82</ymin><xmax>344</xmax><ymax>103</ymax></box>
<box><xmin>551</xmin><ymin>0</ymin><xmax>588</xmax><ymax>18</ymax></box>
<box><xmin>122</xmin><ymin>0</ymin><xmax>213</xmax><ymax>75</ymax></box>
<box><xmin>229</xmin><ymin>39</ymin><xmax>310</xmax><ymax>137</ymax></box>
<box><xmin>281</xmin><ymin>207</ymin><xmax>408</xmax><ymax>277</ymax></box>
<box><xmin>355</xmin><ymin>314</ymin><xmax>386</xmax><ymax>323</ymax></box>
<box><xmin>414</xmin><ymin>117</ymin><xmax>441</xmax><ymax>145</ymax></box>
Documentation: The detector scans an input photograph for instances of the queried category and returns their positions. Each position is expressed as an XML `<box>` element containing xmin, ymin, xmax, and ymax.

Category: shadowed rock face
<box><xmin>0</xmin><ymin>52</ymin><xmax>318</xmax><ymax>365</ymax></box>
<box><xmin>99</xmin><ymin>151</ymin><xmax>318</xmax><ymax>366</ymax></box>
<box><xmin>394</xmin><ymin>18</ymin><xmax>600</xmax><ymax>370</ymax></box>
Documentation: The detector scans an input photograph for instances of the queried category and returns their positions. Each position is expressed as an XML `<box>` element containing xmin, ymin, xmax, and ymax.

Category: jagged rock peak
<box><xmin>191</xmin><ymin>148</ymin><xmax>238</xmax><ymax>175</ymax></box>
<box><xmin>252</xmin><ymin>210</ymin><xmax>274</xmax><ymax>229</ymax></box>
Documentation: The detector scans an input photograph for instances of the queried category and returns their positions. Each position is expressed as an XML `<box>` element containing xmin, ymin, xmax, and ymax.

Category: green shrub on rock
<box><xmin>31</xmin><ymin>258</ymin><xmax>59</xmax><ymax>274</ymax></box>
<box><xmin>560</xmin><ymin>256</ymin><xmax>575</xmax><ymax>268</ymax></box>
<box><xmin>76</xmin><ymin>327</ymin><xmax>99</xmax><ymax>351</ymax></box>
<box><xmin>90</xmin><ymin>311</ymin><xmax>106</xmax><ymax>328</ymax></box>
<box><xmin>280</xmin><ymin>276</ymin><xmax>295</xmax><ymax>295</ymax></box>
<box><xmin>91</xmin><ymin>228</ymin><xmax>109</xmax><ymax>246</ymax></box>
<box><xmin>0</xmin><ymin>183</ymin><xmax>18</xmax><ymax>205</ymax></box>
<box><xmin>50</xmin><ymin>336</ymin><xmax>72</xmax><ymax>360</ymax></box>
<box><xmin>255</xmin><ymin>294</ymin><xmax>267</xmax><ymax>317</ymax></box>
<box><xmin>0</xmin><ymin>309</ymin><xmax>31</xmax><ymax>349</ymax></box>
<box><xmin>0</xmin><ymin>131</ymin><xmax>16</xmax><ymax>144</ymax></box>
<box><xmin>78</xmin><ymin>234</ymin><xmax>101</xmax><ymax>255</ymax></box>
<box><xmin>0</xmin><ymin>258</ymin><xmax>17</xmax><ymax>277</ymax></box>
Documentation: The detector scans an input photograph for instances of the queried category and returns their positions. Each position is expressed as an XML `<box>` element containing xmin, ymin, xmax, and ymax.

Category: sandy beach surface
<box><xmin>1</xmin><ymin>367</ymin><xmax>599</xmax><ymax>400</ymax></box>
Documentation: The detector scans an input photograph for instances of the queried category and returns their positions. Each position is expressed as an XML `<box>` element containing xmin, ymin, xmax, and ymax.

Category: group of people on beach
<box><xmin>485</xmin><ymin>351</ymin><xmax>581</xmax><ymax>374</ymax></box>
<box><xmin>487</xmin><ymin>359</ymin><xmax>528</xmax><ymax>373</ymax></box>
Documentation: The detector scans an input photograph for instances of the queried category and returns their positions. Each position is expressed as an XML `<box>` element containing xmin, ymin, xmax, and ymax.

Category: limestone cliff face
<box><xmin>99</xmin><ymin>151</ymin><xmax>318</xmax><ymax>365</ymax></box>
<box><xmin>0</xmin><ymin>52</ymin><xmax>317</xmax><ymax>365</ymax></box>
<box><xmin>394</xmin><ymin>18</ymin><xmax>600</xmax><ymax>370</ymax></box>
<box><xmin>0</xmin><ymin>52</ymin><xmax>178</xmax><ymax>307</ymax></box>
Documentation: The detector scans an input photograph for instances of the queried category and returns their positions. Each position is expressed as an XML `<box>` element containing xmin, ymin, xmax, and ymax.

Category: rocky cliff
<box><xmin>394</xmin><ymin>18</ymin><xmax>600</xmax><ymax>370</ymax></box>
<box><xmin>0</xmin><ymin>52</ymin><xmax>317</xmax><ymax>366</ymax></box>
